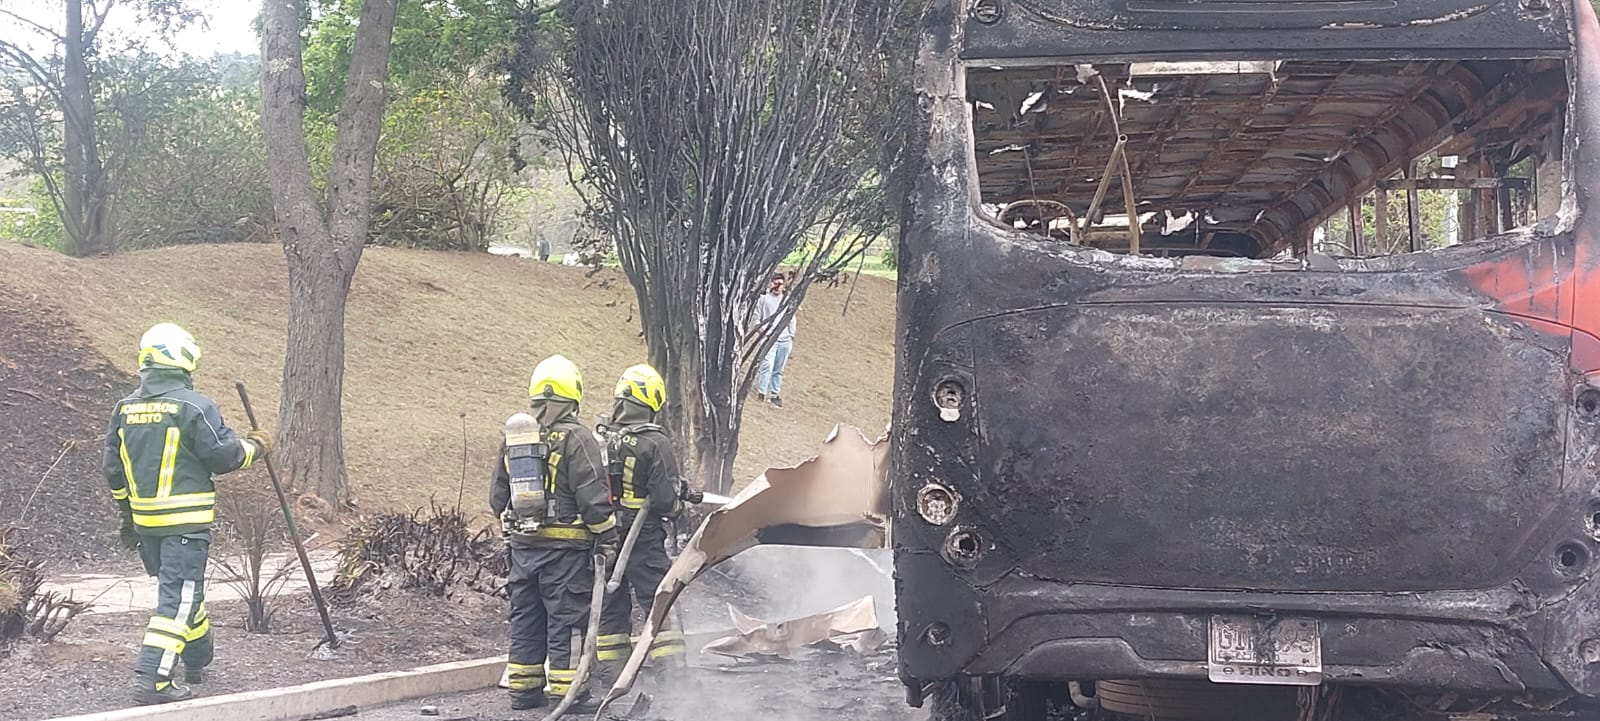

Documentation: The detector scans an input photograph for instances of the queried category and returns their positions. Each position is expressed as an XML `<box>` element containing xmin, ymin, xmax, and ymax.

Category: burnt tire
<box><xmin>926</xmin><ymin>677</ymin><xmax>1074</xmax><ymax>721</ymax></box>
<box><xmin>927</xmin><ymin>680</ymin><xmax>987</xmax><ymax>721</ymax></box>
<box><xmin>1096</xmin><ymin>679</ymin><xmax>1299</xmax><ymax>721</ymax></box>
<box><xmin>928</xmin><ymin>684</ymin><xmax>972</xmax><ymax>721</ymax></box>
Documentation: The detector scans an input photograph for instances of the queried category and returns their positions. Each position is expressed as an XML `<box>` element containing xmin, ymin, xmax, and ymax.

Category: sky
<box><xmin>1</xmin><ymin>1</ymin><xmax>260</xmax><ymax>60</ymax></box>
<box><xmin>166</xmin><ymin>0</ymin><xmax>260</xmax><ymax>57</ymax></box>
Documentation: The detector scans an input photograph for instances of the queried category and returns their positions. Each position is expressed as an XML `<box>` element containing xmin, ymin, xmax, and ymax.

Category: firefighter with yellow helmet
<box><xmin>596</xmin><ymin>364</ymin><xmax>699</xmax><ymax>684</ymax></box>
<box><xmin>490</xmin><ymin>355</ymin><xmax>618</xmax><ymax>710</ymax></box>
<box><xmin>103</xmin><ymin>323</ymin><xmax>272</xmax><ymax>705</ymax></box>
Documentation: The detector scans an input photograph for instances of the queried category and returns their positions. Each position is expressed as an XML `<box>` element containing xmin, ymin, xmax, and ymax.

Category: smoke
<box><xmin>641</xmin><ymin>544</ymin><xmax>910</xmax><ymax>721</ymax></box>
<box><xmin>716</xmin><ymin>545</ymin><xmax>898</xmax><ymax>634</ymax></box>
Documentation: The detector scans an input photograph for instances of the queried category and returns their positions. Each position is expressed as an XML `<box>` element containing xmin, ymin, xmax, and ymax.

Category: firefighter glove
<box><xmin>678</xmin><ymin>479</ymin><xmax>704</xmax><ymax>506</ymax></box>
<box><xmin>596</xmin><ymin>526</ymin><xmax>621</xmax><ymax>567</ymax></box>
<box><xmin>245</xmin><ymin>430</ymin><xmax>274</xmax><ymax>459</ymax></box>
<box><xmin>118</xmin><ymin>510</ymin><xmax>140</xmax><ymax>551</ymax></box>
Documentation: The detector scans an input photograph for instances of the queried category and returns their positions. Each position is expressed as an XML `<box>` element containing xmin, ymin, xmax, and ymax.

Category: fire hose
<box><xmin>542</xmin><ymin>508</ymin><xmax>650</xmax><ymax>721</ymax></box>
<box><xmin>593</xmin><ymin>491</ymin><xmax>729</xmax><ymax>720</ymax></box>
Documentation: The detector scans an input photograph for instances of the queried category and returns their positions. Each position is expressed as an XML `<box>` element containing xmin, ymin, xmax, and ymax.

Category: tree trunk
<box><xmin>674</xmin><ymin>344</ymin><xmax>743</xmax><ymax>496</ymax></box>
<box><xmin>640</xmin><ymin>279</ymin><xmax>737</xmax><ymax>495</ymax></box>
<box><xmin>278</xmin><ymin>256</ymin><xmax>355</xmax><ymax>504</ymax></box>
<box><xmin>260</xmin><ymin>0</ymin><xmax>399</xmax><ymax>507</ymax></box>
<box><xmin>60</xmin><ymin>0</ymin><xmax>109</xmax><ymax>257</ymax></box>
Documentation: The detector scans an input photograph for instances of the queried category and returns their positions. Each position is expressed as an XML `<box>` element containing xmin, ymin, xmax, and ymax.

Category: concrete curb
<box><xmin>45</xmin><ymin>656</ymin><xmax>507</xmax><ymax>721</ymax></box>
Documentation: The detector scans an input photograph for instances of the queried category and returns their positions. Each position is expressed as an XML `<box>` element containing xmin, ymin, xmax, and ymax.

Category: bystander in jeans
<box><xmin>754</xmin><ymin>273</ymin><xmax>797</xmax><ymax>408</ymax></box>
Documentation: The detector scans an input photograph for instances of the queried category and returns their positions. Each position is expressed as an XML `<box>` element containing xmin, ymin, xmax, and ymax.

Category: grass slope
<box><xmin>0</xmin><ymin>243</ymin><xmax>894</xmax><ymax>518</ymax></box>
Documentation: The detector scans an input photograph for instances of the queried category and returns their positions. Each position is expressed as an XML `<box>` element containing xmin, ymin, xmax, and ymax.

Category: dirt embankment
<box><xmin>0</xmin><ymin>242</ymin><xmax>894</xmax><ymax>524</ymax></box>
<box><xmin>0</xmin><ymin>285</ymin><xmax>135</xmax><ymax>566</ymax></box>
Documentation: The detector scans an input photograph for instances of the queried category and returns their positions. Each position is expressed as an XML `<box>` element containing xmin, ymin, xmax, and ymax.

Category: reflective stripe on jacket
<box><xmin>103</xmin><ymin>367</ymin><xmax>253</xmax><ymax>535</ymax></box>
<box><xmin>607</xmin><ymin>424</ymin><xmax>683</xmax><ymax>523</ymax></box>
<box><xmin>491</xmin><ymin>414</ymin><xmax>616</xmax><ymax>549</ymax></box>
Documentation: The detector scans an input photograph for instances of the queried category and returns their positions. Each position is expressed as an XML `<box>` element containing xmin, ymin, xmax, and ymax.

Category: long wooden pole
<box><xmin>235</xmin><ymin>382</ymin><xmax>339</xmax><ymax>649</ymax></box>
<box><xmin>543</xmin><ymin>553</ymin><xmax>610</xmax><ymax>721</ymax></box>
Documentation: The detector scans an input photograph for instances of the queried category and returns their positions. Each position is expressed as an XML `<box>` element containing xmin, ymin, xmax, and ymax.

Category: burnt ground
<box><xmin>0</xmin><ymin>285</ymin><xmax>137</xmax><ymax>568</ymax></box>
<box><xmin>3</xmin><ymin>546</ymin><xmax>915</xmax><ymax>721</ymax></box>
<box><xmin>352</xmin><ymin>649</ymin><xmax>915</xmax><ymax>721</ymax></box>
<box><xmin>352</xmin><ymin>559</ymin><xmax>919</xmax><ymax>721</ymax></box>
<box><xmin>2</xmin><ymin>589</ymin><xmax>509</xmax><ymax>720</ymax></box>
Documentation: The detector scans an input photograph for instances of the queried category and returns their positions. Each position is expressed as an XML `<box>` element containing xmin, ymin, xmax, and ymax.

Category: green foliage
<box><xmin>1321</xmin><ymin>186</ymin><xmax>1480</xmax><ymax>255</ymax></box>
<box><xmin>0</xmin><ymin>0</ymin><xmax>209</xmax><ymax>256</ymax></box>
<box><xmin>1313</xmin><ymin>153</ymin><xmax>1547</xmax><ymax>257</ymax></box>
<box><xmin>1</xmin><ymin>1</ymin><xmax>556</xmax><ymax>255</ymax></box>
<box><xmin>1</xmin><ymin>180</ymin><xmax>66</xmax><ymax>250</ymax></box>
<box><xmin>304</xmin><ymin>0</ymin><xmax>522</xmax><ymax>114</ymax></box>
<box><xmin>0</xmin><ymin>64</ymin><xmax>65</xmax><ymax>247</ymax></box>
<box><xmin>113</xmin><ymin>57</ymin><xmax>273</xmax><ymax>248</ymax></box>
<box><xmin>368</xmin><ymin>79</ymin><xmax>520</xmax><ymax>250</ymax></box>
<box><xmin>0</xmin><ymin>46</ymin><xmax>272</xmax><ymax>251</ymax></box>
<box><xmin>301</xmin><ymin>0</ymin><xmax>529</xmax><ymax>250</ymax></box>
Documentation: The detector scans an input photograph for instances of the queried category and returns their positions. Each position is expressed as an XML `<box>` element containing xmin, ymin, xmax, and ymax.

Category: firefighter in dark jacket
<box><xmin>596</xmin><ymin>364</ymin><xmax>698</xmax><ymax>684</ymax></box>
<box><xmin>103</xmin><ymin>323</ymin><xmax>272</xmax><ymax>705</ymax></box>
<box><xmin>491</xmin><ymin>355</ymin><xmax>619</xmax><ymax>710</ymax></box>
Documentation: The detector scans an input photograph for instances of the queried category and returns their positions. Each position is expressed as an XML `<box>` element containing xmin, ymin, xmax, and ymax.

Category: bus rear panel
<box><xmin>893</xmin><ymin>0</ymin><xmax>1600</xmax><ymax>712</ymax></box>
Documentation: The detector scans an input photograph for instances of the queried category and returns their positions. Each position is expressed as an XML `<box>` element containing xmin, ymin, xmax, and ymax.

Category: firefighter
<box><xmin>103</xmin><ymin>323</ymin><xmax>272</xmax><ymax>705</ymax></box>
<box><xmin>596</xmin><ymin>364</ymin><xmax>701</xmax><ymax>684</ymax></box>
<box><xmin>491</xmin><ymin>355</ymin><xmax>619</xmax><ymax>710</ymax></box>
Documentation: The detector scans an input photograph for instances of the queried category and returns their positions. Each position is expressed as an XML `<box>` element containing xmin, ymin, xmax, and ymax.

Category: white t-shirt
<box><xmin>755</xmin><ymin>291</ymin><xmax>796</xmax><ymax>342</ymax></box>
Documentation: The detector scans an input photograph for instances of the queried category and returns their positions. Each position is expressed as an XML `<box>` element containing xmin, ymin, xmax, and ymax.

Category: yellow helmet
<box><xmin>614</xmin><ymin>364</ymin><xmax>667</xmax><ymax>412</ymax></box>
<box><xmin>138</xmin><ymin>323</ymin><xmax>202</xmax><ymax>373</ymax></box>
<box><xmin>529</xmin><ymin>355</ymin><xmax>584</xmax><ymax>403</ymax></box>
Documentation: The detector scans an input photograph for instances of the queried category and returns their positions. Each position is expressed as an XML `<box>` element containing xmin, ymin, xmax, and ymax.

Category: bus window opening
<box><xmin>968</xmin><ymin>59</ymin><xmax>1569</xmax><ymax>259</ymax></box>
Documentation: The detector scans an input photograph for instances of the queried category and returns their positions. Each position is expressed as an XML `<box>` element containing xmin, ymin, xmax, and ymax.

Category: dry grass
<box><xmin>0</xmin><ymin>243</ymin><xmax>894</xmax><ymax>519</ymax></box>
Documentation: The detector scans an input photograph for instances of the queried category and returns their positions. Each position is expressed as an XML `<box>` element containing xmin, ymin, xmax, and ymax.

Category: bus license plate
<box><xmin>1207</xmin><ymin>616</ymin><xmax>1322</xmax><ymax>686</ymax></box>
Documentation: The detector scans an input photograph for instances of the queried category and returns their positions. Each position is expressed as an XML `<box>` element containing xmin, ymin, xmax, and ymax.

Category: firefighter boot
<box><xmin>564</xmin><ymin>691</ymin><xmax>602</xmax><ymax>715</ymax></box>
<box><xmin>510</xmin><ymin>690</ymin><xmax>548</xmax><ymax>711</ymax></box>
<box><xmin>183</xmin><ymin>666</ymin><xmax>204</xmax><ymax>685</ymax></box>
<box><xmin>595</xmin><ymin>660</ymin><xmax>624</xmax><ymax>691</ymax></box>
<box><xmin>133</xmin><ymin>674</ymin><xmax>193</xmax><ymax>705</ymax></box>
<box><xmin>546</xmin><ymin>680</ymin><xmax>601</xmax><ymax>714</ymax></box>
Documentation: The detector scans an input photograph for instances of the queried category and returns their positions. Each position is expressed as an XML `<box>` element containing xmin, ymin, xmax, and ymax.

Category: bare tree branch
<box><xmin>0</xmin><ymin>42</ymin><xmax>65</xmax><ymax>124</ymax></box>
<box><xmin>84</xmin><ymin>0</ymin><xmax>120</xmax><ymax>45</ymax></box>
<box><xmin>0</xmin><ymin>8</ymin><xmax>64</xmax><ymax>41</ymax></box>
<box><xmin>326</xmin><ymin>0</ymin><xmax>399</xmax><ymax>270</ymax></box>
<box><xmin>512</xmin><ymin>0</ymin><xmax>922</xmax><ymax>491</ymax></box>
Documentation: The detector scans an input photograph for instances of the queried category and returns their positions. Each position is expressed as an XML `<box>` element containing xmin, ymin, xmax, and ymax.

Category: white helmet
<box><xmin>138</xmin><ymin>323</ymin><xmax>202</xmax><ymax>373</ymax></box>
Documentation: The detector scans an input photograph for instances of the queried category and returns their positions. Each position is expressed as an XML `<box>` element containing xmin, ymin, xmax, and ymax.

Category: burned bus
<box><xmin>893</xmin><ymin>0</ymin><xmax>1600</xmax><ymax>718</ymax></box>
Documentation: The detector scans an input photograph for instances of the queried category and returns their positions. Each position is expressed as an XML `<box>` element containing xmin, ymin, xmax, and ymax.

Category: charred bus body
<box><xmin>894</xmin><ymin>0</ymin><xmax>1600</xmax><ymax>717</ymax></box>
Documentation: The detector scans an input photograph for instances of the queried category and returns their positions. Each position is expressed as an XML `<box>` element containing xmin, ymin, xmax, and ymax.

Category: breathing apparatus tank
<box><xmin>503</xmin><ymin>412</ymin><xmax>552</xmax><ymax>533</ymax></box>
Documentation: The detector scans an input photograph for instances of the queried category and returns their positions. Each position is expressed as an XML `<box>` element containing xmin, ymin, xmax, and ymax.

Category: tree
<box><xmin>100</xmin><ymin>55</ymin><xmax>273</xmax><ymax>248</ymax></box>
<box><xmin>304</xmin><ymin>0</ymin><xmax>520</xmax><ymax>115</ymax></box>
<box><xmin>368</xmin><ymin>80</ymin><xmax>520</xmax><ymax>251</ymax></box>
<box><xmin>510</xmin><ymin>0</ymin><xmax>921</xmax><ymax>493</ymax></box>
<box><xmin>0</xmin><ymin>0</ymin><xmax>198</xmax><ymax>256</ymax></box>
<box><xmin>301</xmin><ymin>0</ymin><xmax>526</xmax><ymax>251</ymax></box>
<box><xmin>260</xmin><ymin>0</ymin><xmax>401</xmax><ymax>506</ymax></box>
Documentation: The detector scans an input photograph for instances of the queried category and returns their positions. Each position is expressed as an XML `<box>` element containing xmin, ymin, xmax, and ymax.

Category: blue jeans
<box><xmin>758</xmin><ymin>338</ymin><xmax>793</xmax><ymax>396</ymax></box>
